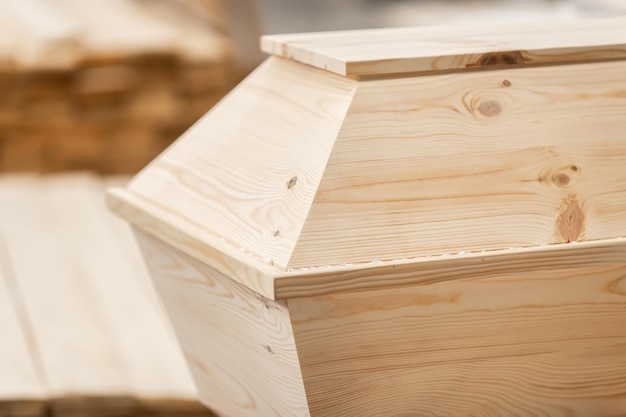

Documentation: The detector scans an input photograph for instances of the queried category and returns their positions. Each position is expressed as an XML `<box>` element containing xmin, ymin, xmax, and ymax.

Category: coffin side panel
<box><xmin>128</xmin><ymin>56</ymin><xmax>357</xmax><ymax>270</ymax></box>
<box><xmin>134</xmin><ymin>229</ymin><xmax>310</xmax><ymax>417</ymax></box>
<box><xmin>291</xmin><ymin>60</ymin><xmax>626</xmax><ymax>267</ymax></box>
<box><xmin>289</xmin><ymin>261</ymin><xmax>626</xmax><ymax>416</ymax></box>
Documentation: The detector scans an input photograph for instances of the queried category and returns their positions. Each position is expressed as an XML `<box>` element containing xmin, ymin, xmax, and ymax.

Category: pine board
<box><xmin>262</xmin><ymin>16</ymin><xmax>626</xmax><ymax>76</ymax></box>
<box><xmin>0</xmin><ymin>174</ymin><xmax>214</xmax><ymax>417</ymax></box>
<box><xmin>288</xmin><ymin>59</ymin><xmax>626</xmax><ymax>268</ymax></box>
<box><xmin>288</xmin><ymin>260</ymin><xmax>626</xmax><ymax>416</ymax></box>
<box><xmin>0</xmin><ymin>176</ymin><xmax>136</xmax><ymax>416</ymax></box>
<box><xmin>0</xmin><ymin>235</ymin><xmax>45</xmax><ymax>417</ymax></box>
<box><xmin>134</xmin><ymin>230</ymin><xmax>309</xmax><ymax>417</ymax></box>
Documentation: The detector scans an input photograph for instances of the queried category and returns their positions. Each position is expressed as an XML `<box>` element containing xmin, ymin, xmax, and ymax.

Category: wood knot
<box><xmin>476</xmin><ymin>51</ymin><xmax>525</xmax><ymax>68</ymax></box>
<box><xmin>552</xmin><ymin>172</ymin><xmax>570</xmax><ymax>187</ymax></box>
<box><xmin>477</xmin><ymin>100</ymin><xmax>502</xmax><ymax>117</ymax></box>
<box><xmin>287</xmin><ymin>176</ymin><xmax>298</xmax><ymax>189</ymax></box>
<box><xmin>539</xmin><ymin>164</ymin><xmax>581</xmax><ymax>189</ymax></box>
<box><xmin>556</xmin><ymin>195</ymin><xmax>584</xmax><ymax>243</ymax></box>
<box><xmin>502</xmin><ymin>79</ymin><xmax>511</xmax><ymax>87</ymax></box>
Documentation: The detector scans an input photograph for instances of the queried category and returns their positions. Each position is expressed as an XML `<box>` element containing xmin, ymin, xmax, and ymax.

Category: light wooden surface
<box><xmin>262</xmin><ymin>16</ymin><xmax>626</xmax><ymax>76</ymax></box>
<box><xmin>110</xmin><ymin>41</ymin><xmax>626</xmax><ymax>298</ymax></box>
<box><xmin>276</xmin><ymin>237</ymin><xmax>626</xmax><ymax>298</ymax></box>
<box><xmin>135</xmin><ymin>230</ymin><xmax>309</xmax><ymax>417</ymax></box>
<box><xmin>288</xmin><ymin>258</ymin><xmax>626</xmax><ymax>416</ymax></box>
<box><xmin>108</xmin><ymin>17</ymin><xmax>626</xmax><ymax>417</ymax></box>
<box><xmin>109</xmin><ymin>56</ymin><xmax>357</xmax><ymax>298</ymax></box>
<box><xmin>0</xmin><ymin>240</ymin><xmax>45</xmax><ymax>417</ymax></box>
<box><xmin>289</xmin><ymin>59</ymin><xmax>626</xmax><ymax>268</ymax></box>
<box><xmin>0</xmin><ymin>174</ymin><xmax>214</xmax><ymax>417</ymax></box>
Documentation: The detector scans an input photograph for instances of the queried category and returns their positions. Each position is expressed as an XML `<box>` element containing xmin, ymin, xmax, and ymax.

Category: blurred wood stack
<box><xmin>0</xmin><ymin>0</ymin><xmax>263</xmax><ymax>174</ymax></box>
<box><xmin>0</xmin><ymin>174</ymin><xmax>219</xmax><ymax>417</ymax></box>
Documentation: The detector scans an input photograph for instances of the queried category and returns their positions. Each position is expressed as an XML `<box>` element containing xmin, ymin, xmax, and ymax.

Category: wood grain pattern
<box><xmin>262</xmin><ymin>16</ymin><xmax>626</xmax><ymax>76</ymax></box>
<box><xmin>0</xmin><ymin>233</ymin><xmax>45</xmax><ymax>417</ymax></box>
<box><xmin>0</xmin><ymin>177</ymin><xmax>127</xmax><ymax>396</ymax></box>
<box><xmin>109</xmin><ymin>20</ymin><xmax>626</xmax><ymax>417</ymax></box>
<box><xmin>107</xmin><ymin>187</ymin><xmax>279</xmax><ymax>300</ymax></box>
<box><xmin>134</xmin><ymin>230</ymin><xmax>309</xmax><ymax>417</ymax></box>
<box><xmin>288</xmin><ymin>259</ymin><xmax>626</xmax><ymax>416</ymax></box>
<box><xmin>276</xmin><ymin>238</ymin><xmax>626</xmax><ymax>298</ymax></box>
<box><xmin>0</xmin><ymin>176</ymin><xmax>136</xmax><ymax>416</ymax></box>
<box><xmin>117</xmin><ymin>56</ymin><xmax>356</xmax><ymax>272</ymax></box>
<box><xmin>58</xmin><ymin>175</ymin><xmax>198</xmax><ymax>401</ymax></box>
<box><xmin>289</xmin><ymin>60</ymin><xmax>626</xmax><ymax>268</ymax></box>
<box><xmin>0</xmin><ymin>174</ymin><xmax>213</xmax><ymax>416</ymax></box>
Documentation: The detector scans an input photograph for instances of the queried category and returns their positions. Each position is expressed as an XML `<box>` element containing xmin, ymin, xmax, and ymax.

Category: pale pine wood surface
<box><xmin>135</xmin><ymin>230</ymin><xmax>310</xmax><ymax>417</ymax></box>
<box><xmin>119</xmin><ymin>56</ymin><xmax>356</xmax><ymax>278</ymax></box>
<box><xmin>288</xmin><ymin>260</ymin><xmax>626</xmax><ymax>416</ymax></box>
<box><xmin>0</xmin><ymin>177</ymin><xmax>132</xmax><ymax>402</ymax></box>
<box><xmin>0</xmin><ymin>174</ymin><xmax>213</xmax><ymax>417</ymax></box>
<box><xmin>0</xmin><ymin>239</ymin><xmax>45</xmax><ymax>417</ymax></box>
<box><xmin>110</xmin><ymin>32</ymin><xmax>626</xmax><ymax>298</ymax></box>
<box><xmin>275</xmin><ymin>238</ymin><xmax>626</xmax><ymax>298</ymax></box>
<box><xmin>262</xmin><ymin>16</ymin><xmax>626</xmax><ymax>76</ymax></box>
<box><xmin>289</xmin><ymin>59</ymin><xmax>626</xmax><ymax>268</ymax></box>
<box><xmin>108</xmin><ymin>185</ymin><xmax>279</xmax><ymax>300</ymax></box>
<box><xmin>51</xmin><ymin>176</ymin><xmax>197</xmax><ymax>401</ymax></box>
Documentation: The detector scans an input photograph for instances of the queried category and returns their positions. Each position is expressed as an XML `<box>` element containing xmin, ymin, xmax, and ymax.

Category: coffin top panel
<box><xmin>261</xmin><ymin>16</ymin><xmax>626</xmax><ymax>76</ymax></box>
<box><xmin>109</xmin><ymin>19</ymin><xmax>626</xmax><ymax>300</ymax></box>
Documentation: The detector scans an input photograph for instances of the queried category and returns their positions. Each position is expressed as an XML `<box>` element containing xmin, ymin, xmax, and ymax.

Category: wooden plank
<box><xmin>0</xmin><ymin>175</ymin><xmax>136</xmax><ymax>417</ymax></box>
<box><xmin>261</xmin><ymin>16</ymin><xmax>626</xmax><ymax>76</ymax></box>
<box><xmin>0</xmin><ymin>232</ymin><xmax>45</xmax><ymax>417</ymax></box>
<box><xmin>101</xmin><ymin>177</ymin><xmax>169</xmax><ymax>319</ymax></box>
<box><xmin>134</xmin><ymin>229</ymin><xmax>309</xmax><ymax>417</ymax></box>
<box><xmin>108</xmin><ymin>56</ymin><xmax>358</xmax><ymax>298</ymax></box>
<box><xmin>289</xmin><ymin>59</ymin><xmax>626</xmax><ymax>268</ymax></box>
<box><xmin>275</xmin><ymin>237</ymin><xmax>626</xmax><ymax>298</ymax></box>
<box><xmin>72</xmin><ymin>175</ymin><xmax>200</xmax><ymax>402</ymax></box>
<box><xmin>0</xmin><ymin>174</ymin><xmax>221</xmax><ymax>416</ymax></box>
<box><xmin>288</xmin><ymin>259</ymin><xmax>626</xmax><ymax>416</ymax></box>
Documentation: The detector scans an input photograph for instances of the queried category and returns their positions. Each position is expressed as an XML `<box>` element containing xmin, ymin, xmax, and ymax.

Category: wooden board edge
<box><xmin>275</xmin><ymin>237</ymin><xmax>626</xmax><ymax>298</ymax></box>
<box><xmin>261</xmin><ymin>17</ymin><xmax>626</xmax><ymax>77</ymax></box>
<box><xmin>106</xmin><ymin>187</ymin><xmax>278</xmax><ymax>299</ymax></box>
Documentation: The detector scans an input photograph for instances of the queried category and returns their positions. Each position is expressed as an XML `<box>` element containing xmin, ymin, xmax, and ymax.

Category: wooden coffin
<box><xmin>108</xmin><ymin>17</ymin><xmax>626</xmax><ymax>417</ymax></box>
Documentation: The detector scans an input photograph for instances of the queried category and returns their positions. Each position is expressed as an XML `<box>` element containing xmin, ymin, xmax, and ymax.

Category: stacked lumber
<box><xmin>0</xmin><ymin>0</ymin><xmax>261</xmax><ymax>174</ymax></box>
<box><xmin>0</xmin><ymin>174</ymin><xmax>217</xmax><ymax>417</ymax></box>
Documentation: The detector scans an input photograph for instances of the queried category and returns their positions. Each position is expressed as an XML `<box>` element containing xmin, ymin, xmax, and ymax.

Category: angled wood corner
<box><xmin>109</xmin><ymin>17</ymin><xmax>626</xmax><ymax>417</ymax></box>
<box><xmin>133</xmin><ymin>229</ymin><xmax>309</xmax><ymax>417</ymax></box>
<box><xmin>283</xmin><ymin>238</ymin><xmax>626</xmax><ymax>416</ymax></box>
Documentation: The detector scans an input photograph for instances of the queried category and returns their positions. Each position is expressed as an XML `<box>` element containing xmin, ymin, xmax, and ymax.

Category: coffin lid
<box><xmin>108</xmin><ymin>16</ymin><xmax>626</xmax><ymax>300</ymax></box>
<box><xmin>261</xmin><ymin>17</ymin><xmax>626</xmax><ymax>76</ymax></box>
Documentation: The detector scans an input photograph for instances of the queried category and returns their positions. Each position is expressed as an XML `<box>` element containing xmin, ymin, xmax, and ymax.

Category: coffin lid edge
<box><xmin>261</xmin><ymin>16</ymin><xmax>626</xmax><ymax>76</ymax></box>
<box><xmin>107</xmin><ymin>186</ymin><xmax>626</xmax><ymax>300</ymax></box>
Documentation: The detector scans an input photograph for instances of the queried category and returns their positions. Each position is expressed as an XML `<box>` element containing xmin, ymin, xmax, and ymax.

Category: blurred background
<box><xmin>0</xmin><ymin>1</ymin><xmax>624</xmax><ymax>417</ymax></box>
<box><xmin>1</xmin><ymin>0</ymin><xmax>624</xmax><ymax>174</ymax></box>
